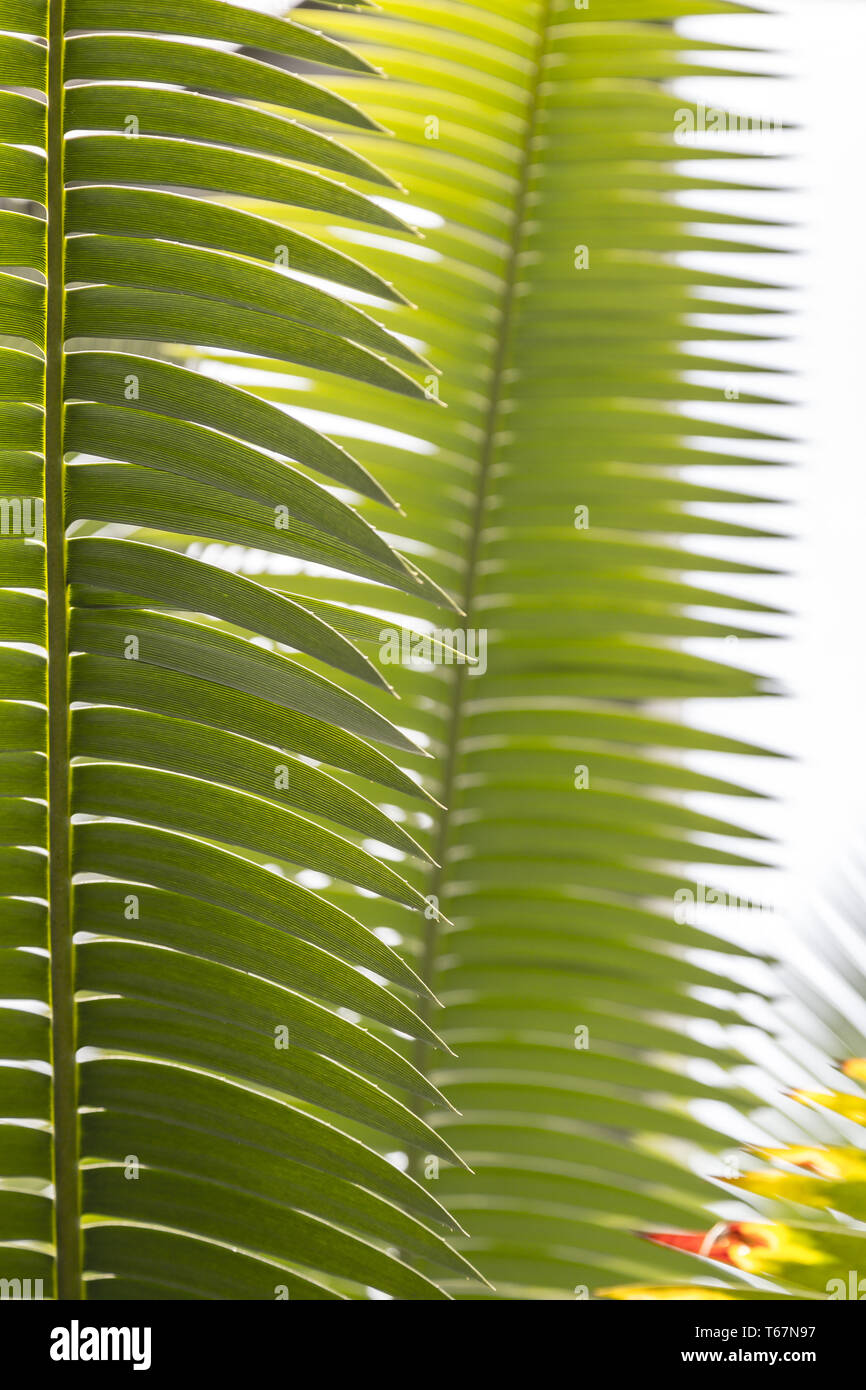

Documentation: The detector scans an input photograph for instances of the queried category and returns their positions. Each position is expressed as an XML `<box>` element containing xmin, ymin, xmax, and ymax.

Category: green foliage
<box><xmin>270</xmin><ymin>0</ymin><xmax>787</xmax><ymax>1297</ymax></box>
<box><xmin>0</xmin><ymin>0</ymin><xmax>480</xmax><ymax>1300</ymax></box>
<box><xmin>0</xmin><ymin>0</ymin><xmax>786</xmax><ymax>1300</ymax></box>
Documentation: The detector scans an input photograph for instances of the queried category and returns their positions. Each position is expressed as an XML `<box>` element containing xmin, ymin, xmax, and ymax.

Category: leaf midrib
<box><xmin>45</xmin><ymin>0</ymin><xmax>81</xmax><ymax>1300</ymax></box>
<box><xmin>410</xmin><ymin>0</ymin><xmax>555</xmax><ymax>1132</ymax></box>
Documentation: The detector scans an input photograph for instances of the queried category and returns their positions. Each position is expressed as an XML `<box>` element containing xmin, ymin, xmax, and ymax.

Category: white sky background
<box><xmin>667</xmin><ymin>2</ymin><xmax>866</xmax><ymax>1090</ymax></box>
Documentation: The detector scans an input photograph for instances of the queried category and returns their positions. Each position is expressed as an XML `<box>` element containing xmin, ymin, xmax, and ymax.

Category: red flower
<box><xmin>644</xmin><ymin>1223</ymin><xmax>770</xmax><ymax>1268</ymax></box>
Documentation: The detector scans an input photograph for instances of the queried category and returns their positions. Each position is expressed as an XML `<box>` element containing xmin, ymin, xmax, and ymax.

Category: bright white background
<box><xmin>670</xmin><ymin>3</ymin><xmax>866</xmax><ymax>1091</ymax></box>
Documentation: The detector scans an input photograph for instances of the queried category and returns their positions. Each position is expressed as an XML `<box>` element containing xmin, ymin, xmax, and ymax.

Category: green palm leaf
<box><xmin>0</xmin><ymin>0</ymin><xmax>484</xmax><ymax>1300</ymax></box>
<box><xmin>236</xmin><ymin>0</ymin><xmax>784</xmax><ymax>1297</ymax></box>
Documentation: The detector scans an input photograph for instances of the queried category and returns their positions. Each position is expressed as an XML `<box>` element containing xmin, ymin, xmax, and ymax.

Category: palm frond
<box><xmin>0</xmin><ymin>0</ymin><xmax>484</xmax><ymax>1300</ymax></box>
<box><xmin>230</xmin><ymin>0</ymin><xmax>787</xmax><ymax>1296</ymax></box>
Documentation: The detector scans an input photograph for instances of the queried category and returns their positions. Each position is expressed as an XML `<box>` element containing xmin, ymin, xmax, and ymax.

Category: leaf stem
<box><xmin>45</xmin><ymin>0</ymin><xmax>81</xmax><ymax>1300</ymax></box>
<box><xmin>409</xmin><ymin>0</ymin><xmax>555</xmax><ymax>1157</ymax></box>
